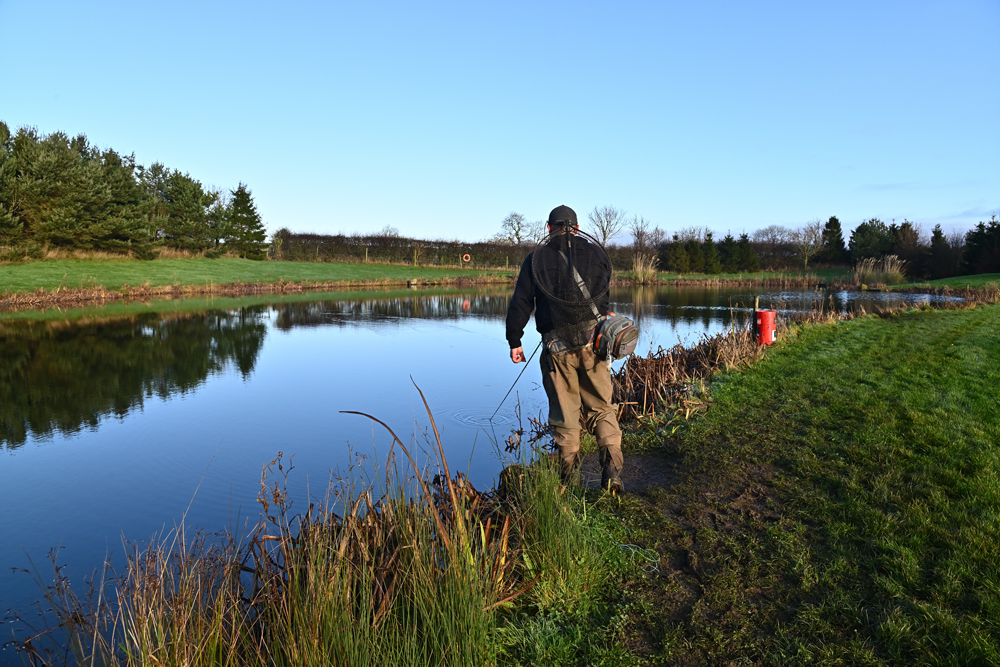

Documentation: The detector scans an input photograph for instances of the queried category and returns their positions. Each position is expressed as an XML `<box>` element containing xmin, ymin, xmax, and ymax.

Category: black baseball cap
<box><xmin>547</xmin><ymin>205</ymin><xmax>578</xmax><ymax>227</ymax></box>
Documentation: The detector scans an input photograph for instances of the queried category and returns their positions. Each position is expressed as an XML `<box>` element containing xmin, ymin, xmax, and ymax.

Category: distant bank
<box><xmin>0</xmin><ymin>256</ymin><xmax>880</xmax><ymax>312</ymax></box>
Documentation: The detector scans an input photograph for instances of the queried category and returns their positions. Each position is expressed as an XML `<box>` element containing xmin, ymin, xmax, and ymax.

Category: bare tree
<box><xmin>675</xmin><ymin>226</ymin><xmax>707</xmax><ymax>243</ymax></box>
<box><xmin>752</xmin><ymin>225</ymin><xmax>793</xmax><ymax>268</ymax></box>
<box><xmin>587</xmin><ymin>205</ymin><xmax>626</xmax><ymax>246</ymax></box>
<box><xmin>649</xmin><ymin>226</ymin><xmax>666</xmax><ymax>249</ymax></box>
<box><xmin>791</xmin><ymin>221</ymin><xmax>825</xmax><ymax>270</ymax></box>
<box><xmin>498</xmin><ymin>212</ymin><xmax>528</xmax><ymax>245</ymax></box>
<box><xmin>629</xmin><ymin>215</ymin><xmax>652</xmax><ymax>253</ymax></box>
<box><xmin>527</xmin><ymin>219</ymin><xmax>548</xmax><ymax>244</ymax></box>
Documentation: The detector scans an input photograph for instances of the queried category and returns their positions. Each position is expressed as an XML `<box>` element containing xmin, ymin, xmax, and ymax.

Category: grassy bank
<box><xmin>600</xmin><ymin>304</ymin><xmax>1000</xmax><ymax>664</ymax></box>
<box><xmin>0</xmin><ymin>257</ymin><xmax>514</xmax><ymax>293</ymax></box>
<box><xmin>653</xmin><ymin>267</ymin><xmax>851</xmax><ymax>284</ymax></box>
<box><xmin>0</xmin><ymin>256</ymin><xmax>849</xmax><ymax>303</ymax></box>
<box><xmin>898</xmin><ymin>273</ymin><xmax>1000</xmax><ymax>290</ymax></box>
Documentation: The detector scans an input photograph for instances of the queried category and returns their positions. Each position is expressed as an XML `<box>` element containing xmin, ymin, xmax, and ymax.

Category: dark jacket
<box><xmin>505</xmin><ymin>244</ymin><xmax>611</xmax><ymax>349</ymax></box>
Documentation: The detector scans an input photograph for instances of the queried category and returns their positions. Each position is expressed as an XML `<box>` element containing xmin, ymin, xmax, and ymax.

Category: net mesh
<box><xmin>531</xmin><ymin>227</ymin><xmax>612</xmax><ymax>345</ymax></box>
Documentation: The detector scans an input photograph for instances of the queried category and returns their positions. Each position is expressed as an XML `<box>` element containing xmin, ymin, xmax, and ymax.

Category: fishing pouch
<box><xmin>594</xmin><ymin>312</ymin><xmax>639</xmax><ymax>361</ymax></box>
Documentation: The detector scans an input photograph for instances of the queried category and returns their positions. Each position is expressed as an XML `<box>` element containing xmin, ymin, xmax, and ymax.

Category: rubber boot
<box><xmin>601</xmin><ymin>467</ymin><xmax>623</xmax><ymax>494</ymax></box>
<box><xmin>560</xmin><ymin>451</ymin><xmax>582</xmax><ymax>487</ymax></box>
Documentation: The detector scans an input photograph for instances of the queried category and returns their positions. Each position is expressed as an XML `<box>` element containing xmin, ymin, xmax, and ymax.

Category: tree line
<box><xmin>273</xmin><ymin>208</ymin><xmax>998</xmax><ymax>280</ymax></box>
<box><xmin>0</xmin><ymin>121</ymin><xmax>267</xmax><ymax>259</ymax></box>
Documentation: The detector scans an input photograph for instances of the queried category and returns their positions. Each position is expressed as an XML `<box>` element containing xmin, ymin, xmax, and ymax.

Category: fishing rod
<box><xmin>490</xmin><ymin>340</ymin><xmax>543</xmax><ymax>421</ymax></box>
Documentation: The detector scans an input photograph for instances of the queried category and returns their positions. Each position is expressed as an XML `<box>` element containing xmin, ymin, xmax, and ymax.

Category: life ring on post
<box><xmin>462</xmin><ymin>254</ymin><xmax>471</xmax><ymax>263</ymax></box>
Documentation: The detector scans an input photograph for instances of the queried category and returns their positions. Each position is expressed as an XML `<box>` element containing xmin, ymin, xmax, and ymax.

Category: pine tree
<box><xmin>685</xmin><ymin>238</ymin><xmax>705</xmax><ymax>273</ymax></box>
<box><xmin>228</xmin><ymin>183</ymin><xmax>267</xmax><ymax>259</ymax></box>
<box><xmin>821</xmin><ymin>216</ymin><xmax>847</xmax><ymax>263</ymax></box>
<box><xmin>667</xmin><ymin>236</ymin><xmax>690</xmax><ymax>273</ymax></box>
<box><xmin>718</xmin><ymin>233</ymin><xmax>738</xmax><ymax>272</ymax></box>
<box><xmin>928</xmin><ymin>225</ymin><xmax>957</xmax><ymax>279</ymax></box>
<box><xmin>960</xmin><ymin>215</ymin><xmax>1000</xmax><ymax>275</ymax></box>
<box><xmin>736</xmin><ymin>233</ymin><xmax>760</xmax><ymax>271</ymax></box>
<box><xmin>849</xmin><ymin>219</ymin><xmax>894</xmax><ymax>261</ymax></box>
<box><xmin>0</xmin><ymin>121</ymin><xmax>22</xmax><ymax>243</ymax></box>
<box><xmin>702</xmin><ymin>232</ymin><xmax>722</xmax><ymax>274</ymax></box>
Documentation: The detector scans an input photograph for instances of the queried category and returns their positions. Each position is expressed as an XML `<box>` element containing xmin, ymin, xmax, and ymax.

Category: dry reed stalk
<box><xmin>611</xmin><ymin>321</ymin><xmax>764</xmax><ymax>423</ymax></box>
<box><xmin>631</xmin><ymin>254</ymin><xmax>659</xmax><ymax>284</ymax></box>
<box><xmin>852</xmin><ymin>255</ymin><xmax>907</xmax><ymax>287</ymax></box>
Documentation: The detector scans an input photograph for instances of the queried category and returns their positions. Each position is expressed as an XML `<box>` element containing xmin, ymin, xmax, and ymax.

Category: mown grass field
<box><xmin>0</xmin><ymin>257</ymin><xmax>514</xmax><ymax>293</ymax></box>
<box><xmin>899</xmin><ymin>273</ymin><xmax>1000</xmax><ymax>290</ymax></box>
<box><xmin>655</xmin><ymin>267</ymin><xmax>852</xmax><ymax>283</ymax></box>
<box><xmin>0</xmin><ymin>256</ymin><xmax>854</xmax><ymax>297</ymax></box>
<box><xmin>587</xmin><ymin>305</ymin><xmax>1000</xmax><ymax>665</ymax></box>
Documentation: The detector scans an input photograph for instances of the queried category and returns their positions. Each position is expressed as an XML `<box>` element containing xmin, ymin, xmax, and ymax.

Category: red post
<box><xmin>756</xmin><ymin>310</ymin><xmax>777</xmax><ymax>345</ymax></box>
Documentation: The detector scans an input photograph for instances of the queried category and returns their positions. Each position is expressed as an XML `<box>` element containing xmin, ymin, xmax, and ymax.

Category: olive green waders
<box><xmin>541</xmin><ymin>343</ymin><xmax>623</xmax><ymax>490</ymax></box>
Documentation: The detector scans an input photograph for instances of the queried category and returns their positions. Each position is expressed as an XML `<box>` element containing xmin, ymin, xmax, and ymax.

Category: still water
<box><xmin>0</xmin><ymin>285</ymin><xmax>955</xmax><ymax>631</ymax></box>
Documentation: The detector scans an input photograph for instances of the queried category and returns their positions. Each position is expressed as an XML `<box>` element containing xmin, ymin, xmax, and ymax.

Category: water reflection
<box><xmin>0</xmin><ymin>309</ymin><xmax>268</xmax><ymax>449</ymax></box>
<box><xmin>0</xmin><ymin>287</ymin><xmax>958</xmax><ymax>450</ymax></box>
<box><xmin>273</xmin><ymin>292</ymin><xmax>511</xmax><ymax>330</ymax></box>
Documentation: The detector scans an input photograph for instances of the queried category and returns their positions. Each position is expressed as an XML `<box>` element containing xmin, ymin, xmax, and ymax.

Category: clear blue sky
<box><xmin>1</xmin><ymin>0</ymin><xmax>997</xmax><ymax>242</ymax></box>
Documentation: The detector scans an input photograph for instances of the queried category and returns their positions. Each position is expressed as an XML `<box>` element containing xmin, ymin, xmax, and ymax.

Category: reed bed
<box><xmin>611</xmin><ymin>318</ymin><xmax>765</xmax><ymax>423</ymax></box>
<box><xmin>9</xmin><ymin>389</ymin><xmax>594</xmax><ymax>667</ymax></box>
<box><xmin>852</xmin><ymin>255</ymin><xmax>907</xmax><ymax>287</ymax></box>
<box><xmin>630</xmin><ymin>254</ymin><xmax>659</xmax><ymax>284</ymax></box>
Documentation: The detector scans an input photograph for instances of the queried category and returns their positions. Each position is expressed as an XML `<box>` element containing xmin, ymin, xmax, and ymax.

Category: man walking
<box><xmin>505</xmin><ymin>205</ymin><xmax>623</xmax><ymax>492</ymax></box>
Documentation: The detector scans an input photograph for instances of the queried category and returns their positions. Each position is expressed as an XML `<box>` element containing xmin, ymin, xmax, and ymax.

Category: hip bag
<box><xmin>594</xmin><ymin>312</ymin><xmax>639</xmax><ymax>360</ymax></box>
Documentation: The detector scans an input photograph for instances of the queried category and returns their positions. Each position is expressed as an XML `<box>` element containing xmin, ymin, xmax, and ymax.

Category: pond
<box><xmin>0</xmin><ymin>285</ymin><xmax>957</xmax><ymax>637</ymax></box>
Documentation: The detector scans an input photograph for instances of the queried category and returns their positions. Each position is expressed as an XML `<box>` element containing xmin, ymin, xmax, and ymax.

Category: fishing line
<box><xmin>490</xmin><ymin>340</ymin><xmax>543</xmax><ymax>421</ymax></box>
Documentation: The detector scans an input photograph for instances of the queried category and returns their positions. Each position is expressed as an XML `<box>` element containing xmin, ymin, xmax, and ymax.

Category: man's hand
<box><xmin>510</xmin><ymin>346</ymin><xmax>525</xmax><ymax>363</ymax></box>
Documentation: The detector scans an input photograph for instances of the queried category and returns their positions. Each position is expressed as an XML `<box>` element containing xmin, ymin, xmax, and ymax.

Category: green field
<box><xmin>899</xmin><ymin>273</ymin><xmax>1000</xmax><ymax>290</ymax></box>
<box><xmin>0</xmin><ymin>258</ymin><xmax>515</xmax><ymax>293</ymax></box>
<box><xmin>593</xmin><ymin>305</ymin><xmax>1000</xmax><ymax>664</ymax></box>
<box><xmin>655</xmin><ymin>267</ymin><xmax>852</xmax><ymax>282</ymax></box>
<box><xmin>0</xmin><ymin>256</ymin><xmax>856</xmax><ymax>298</ymax></box>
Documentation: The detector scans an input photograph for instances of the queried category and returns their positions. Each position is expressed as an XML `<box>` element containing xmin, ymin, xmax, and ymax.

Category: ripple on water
<box><xmin>448</xmin><ymin>408</ymin><xmax>519</xmax><ymax>429</ymax></box>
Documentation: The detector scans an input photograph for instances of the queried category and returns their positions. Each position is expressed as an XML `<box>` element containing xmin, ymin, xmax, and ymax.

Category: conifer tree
<box><xmin>718</xmin><ymin>233</ymin><xmax>738</xmax><ymax>272</ymax></box>
<box><xmin>702</xmin><ymin>232</ymin><xmax>722</xmax><ymax>274</ymax></box>
<box><xmin>228</xmin><ymin>183</ymin><xmax>267</xmax><ymax>259</ymax></box>
<box><xmin>820</xmin><ymin>216</ymin><xmax>848</xmax><ymax>263</ymax></box>
<box><xmin>960</xmin><ymin>215</ymin><xmax>1000</xmax><ymax>275</ymax></box>
<box><xmin>736</xmin><ymin>233</ymin><xmax>760</xmax><ymax>271</ymax></box>
<box><xmin>0</xmin><ymin>121</ymin><xmax>22</xmax><ymax>243</ymax></box>
<box><xmin>849</xmin><ymin>219</ymin><xmax>894</xmax><ymax>261</ymax></box>
<box><xmin>667</xmin><ymin>236</ymin><xmax>690</xmax><ymax>273</ymax></box>
<box><xmin>928</xmin><ymin>225</ymin><xmax>958</xmax><ymax>279</ymax></box>
<box><xmin>685</xmin><ymin>238</ymin><xmax>705</xmax><ymax>273</ymax></box>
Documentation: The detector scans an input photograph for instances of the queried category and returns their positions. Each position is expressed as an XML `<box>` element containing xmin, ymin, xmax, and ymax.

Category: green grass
<box><xmin>898</xmin><ymin>273</ymin><xmax>1000</xmax><ymax>290</ymax></box>
<box><xmin>654</xmin><ymin>267</ymin><xmax>851</xmax><ymax>282</ymax></box>
<box><xmin>0</xmin><ymin>256</ymin><xmax>855</xmax><ymax>297</ymax></box>
<box><xmin>0</xmin><ymin>257</ymin><xmax>514</xmax><ymax>293</ymax></box>
<box><xmin>595</xmin><ymin>305</ymin><xmax>1000</xmax><ymax>664</ymax></box>
<box><xmin>0</xmin><ymin>285</ymin><xmax>509</xmax><ymax>322</ymax></box>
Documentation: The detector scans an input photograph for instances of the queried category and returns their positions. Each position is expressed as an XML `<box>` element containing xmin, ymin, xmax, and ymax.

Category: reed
<box><xmin>611</xmin><ymin>317</ymin><xmax>764</xmax><ymax>423</ymax></box>
<box><xmin>630</xmin><ymin>254</ymin><xmax>658</xmax><ymax>284</ymax></box>
<box><xmin>11</xmin><ymin>389</ymin><xmax>596</xmax><ymax>666</ymax></box>
<box><xmin>852</xmin><ymin>255</ymin><xmax>907</xmax><ymax>287</ymax></box>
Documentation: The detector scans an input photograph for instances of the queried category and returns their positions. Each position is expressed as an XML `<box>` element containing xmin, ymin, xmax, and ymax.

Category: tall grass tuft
<box><xmin>853</xmin><ymin>255</ymin><xmax>907</xmax><ymax>286</ymax></box>
<box><xmin>631</xmin><ymin>253</ymin><xmax>658</xmax><ymax>284</ymax></box>
<box><xmin>12</xmin><ymin>387</ymin><xmax>596</xmax><ymax>666</ymax></box>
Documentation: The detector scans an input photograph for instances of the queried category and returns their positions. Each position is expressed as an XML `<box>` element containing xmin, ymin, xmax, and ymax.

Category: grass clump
<box><xmin>631</xmin><ymin>254</ymin><xmax>659</xmax><ymax>284</ymax></box>
<box><xmin>853</xmin><ymin>255</ymin><xmax>908</xmax><ymax>287</ymax></box>
<box><xmin>11</xmin><ymin>391</ymin><xmax>637</xmax><ymax>666</ymax></box>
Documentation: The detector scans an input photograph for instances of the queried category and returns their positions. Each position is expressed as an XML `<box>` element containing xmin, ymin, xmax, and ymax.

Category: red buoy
<box><xmin>756</xmin><ymin>310</ymin><xmax>777</xmax><ymax>345</ymax></box>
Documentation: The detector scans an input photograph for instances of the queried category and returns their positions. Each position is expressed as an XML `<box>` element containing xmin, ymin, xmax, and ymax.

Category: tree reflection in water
<box><xmin>0</xmin><ymin>308</ymin><xmax>268</xmax><ymax>449</ymax></box>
